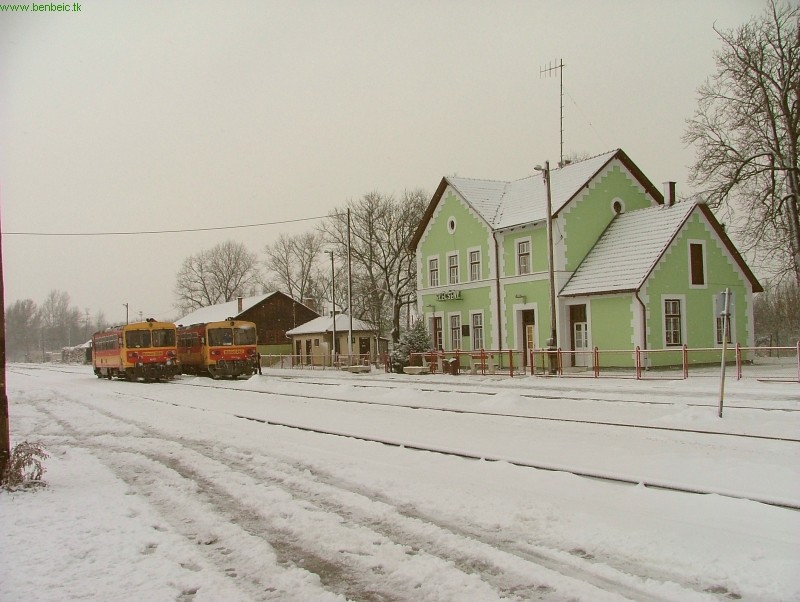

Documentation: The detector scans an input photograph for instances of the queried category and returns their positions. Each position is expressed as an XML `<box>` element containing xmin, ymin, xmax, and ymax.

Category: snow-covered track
<box><xmin>30</xmin><ymin>396</ymin><xmax>703</xmax><ymax>602</ymax></box>
<box><xmin>172</xmin><ymin>379</ymin><xmax>800</xmax><ymax>443</ymax></box>
<box><xmin>265</xmin><ymin>373</ymin><xmax>800</xmax><ymax>412</ymax></box>
<box><xmin>126</xmin><ymin>385</ymin><xmax>800</xmax><ymax>512</ymax></box>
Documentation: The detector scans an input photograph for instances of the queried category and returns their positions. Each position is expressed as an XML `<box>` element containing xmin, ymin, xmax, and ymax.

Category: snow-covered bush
<box><xmin>390</xmin><ymin>320</ymin><xmax>433</xmax><ymax>373</ymax></box>
<box><xmin>1</xmin><ymin>441</ymin><xmax>49</xmax><ymax>490</ymax></box>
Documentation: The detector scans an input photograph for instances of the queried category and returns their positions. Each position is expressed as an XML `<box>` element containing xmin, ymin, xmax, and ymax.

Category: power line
<box><xmin>564</xmin><ymin>88</ymin><xmax>609</xmax><ymax>150</ymax></box>
<box><xmin>2</xmin><ymin>214</ymin><xmax>328</xmax><ymax>237</ymax></box>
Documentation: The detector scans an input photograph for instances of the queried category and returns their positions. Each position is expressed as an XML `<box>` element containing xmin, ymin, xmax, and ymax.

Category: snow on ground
<box><xmin>1</xmin><ymin>363</ymin><xmax>798</xmax><ymax>601</ymax></box>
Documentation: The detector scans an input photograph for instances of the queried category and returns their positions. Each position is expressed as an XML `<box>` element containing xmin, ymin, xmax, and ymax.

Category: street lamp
<box><xmin>534</xmin><ymin>161</ymin><xmax>558</xmax><ymax>351</ymax></box>
<box><xmin>325</xmin><ymin>250</ymin><xmax>336</xmax><ymax>367</ymax></box>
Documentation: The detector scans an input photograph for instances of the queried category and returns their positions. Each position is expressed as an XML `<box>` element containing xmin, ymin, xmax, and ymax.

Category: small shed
<box><xmin>286</xmin><ymin>313</ymin><xmax>389</xmax><ymax>366</ymax></box>
<box><xmin>176</xmin><ymin>292</ymin><xmax>319</xmax><ymax>356</ymax></box>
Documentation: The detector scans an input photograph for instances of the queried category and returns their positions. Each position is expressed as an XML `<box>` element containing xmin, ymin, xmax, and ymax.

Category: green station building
<box><xmin>410</xmin><ymin>149</ymin><xmax>762</xmax><ymax>369</ymax></box>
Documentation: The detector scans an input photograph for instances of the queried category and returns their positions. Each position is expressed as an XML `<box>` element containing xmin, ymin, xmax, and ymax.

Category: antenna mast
<box><xmin>540</xmin><ymin>59</ymin><xmax>565</xmax><ymax>165</ymax></box>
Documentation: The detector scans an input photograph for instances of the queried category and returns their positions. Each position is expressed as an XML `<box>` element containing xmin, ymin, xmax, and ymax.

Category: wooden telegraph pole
<box><xmin>0</xmin><ymin>200</ymin><xmax>11</xmax><ymax>479</ymax></box>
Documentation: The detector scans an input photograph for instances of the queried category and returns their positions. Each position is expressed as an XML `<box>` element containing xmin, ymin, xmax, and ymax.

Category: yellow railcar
<box><xmin>177</xmin><ymin>319</ymin><xmax>259</xmax><ymax>379</ymax></box>
<box><xmin>92</xmin><ymin>319</ymin><xmax>179</xmax><ymax>381</ymax></box>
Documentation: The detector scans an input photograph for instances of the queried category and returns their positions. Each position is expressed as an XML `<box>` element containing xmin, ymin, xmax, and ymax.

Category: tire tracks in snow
<box><xmin>31</xmin><ymin>391</ymin><xmax>719</xmax><ymax>602</ymax></box>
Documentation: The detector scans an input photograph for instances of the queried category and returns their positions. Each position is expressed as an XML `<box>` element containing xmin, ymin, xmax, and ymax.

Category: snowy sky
<box><xmin>0</xmin><ymin>0</ymin><xmax>764</xmax><ymax>323</ymax></box>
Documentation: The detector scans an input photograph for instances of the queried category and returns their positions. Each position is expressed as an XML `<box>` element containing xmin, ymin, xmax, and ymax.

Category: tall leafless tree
<box><xmin>263</xmin><ymin>231</ymin><xmax>327</xmax><ymax>307</ymax></box>
<box><xmin>322</xmin><ymin>189</ymin><xmax>427</xmax><ymax>343</ymax></box>
<box><xmin>5</xmin><ymin>299</ymin><xmax>40</xmax><ymax>361</ymax></box>
<box><xmin>174</xmin><ymin>240</ymin><xmax>262</xmax><ymax>314</ymax></box>
<box><xmin>753</xmin><ymin>279</ymin><xmax>800</xmax><ymax>349</ymax></box>
<box><xmin>684</xmin><ymin>0</ymin><xmax>800</xmax><ymax>284</ymax></box>
<box><xmin>38</xmin><ymin>290</ymin><xmax>82</xmax><ymax>350</ymax></box>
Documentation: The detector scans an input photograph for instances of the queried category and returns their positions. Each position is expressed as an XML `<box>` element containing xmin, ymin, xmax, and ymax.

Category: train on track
<box><xmin>92</xmin><ymin>319</ymin><xmax>180</xmax><ymax>382</ymax></box>
<box><xmin>177</xmin><ymin>319</ymin><xmax>259</xmax><ymax>379</ymax></box>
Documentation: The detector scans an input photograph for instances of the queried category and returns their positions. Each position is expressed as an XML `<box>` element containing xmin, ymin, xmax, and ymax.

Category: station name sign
<box><xmin>436</xmin><ymin>290</ymin><xmax>462</xmax><ymax>302</ymax></box>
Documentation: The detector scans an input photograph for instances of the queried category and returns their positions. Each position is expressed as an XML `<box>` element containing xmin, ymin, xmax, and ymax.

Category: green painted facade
<box><xmin>640</xmin><ymin>213</ymin><xmax>752</xmax><ymax>367</ymax></box>
<box><xmin>561</xmin><ymin>166</ymin><xmax>653</xmax><ymax>270</ymax></box>
<box><xmin>415</xmin><ymin>153</ymin><xmax>760</xmax><ymax>369</ymax></box>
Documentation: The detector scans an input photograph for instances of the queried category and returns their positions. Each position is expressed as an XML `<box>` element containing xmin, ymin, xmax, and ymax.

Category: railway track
<box><xmin>265</xmin><ymin>373</ymin><xmax>800</xmax><ymax>412</ymax></box>
<box><xmin>99</xmin><ymin>377</ymin><xmax>798</xmax><ymax>511</ymax></box>
<box><xmin>8</xmin><ymin>364</ymin><xmax>796</xmax><ymax>599</ymax></box>
<box><xmin>11</xmin><ymin>364</ymin><xmax>800</xmax><ymax>510</ymax></box>
<box><xmin>165</xmin><ymin>378</ymin><xmax>800</xmax><ymax>443</ymax></box>
<box><xmin>28</xmin><ymin>393</ymin><xmax>701</xmax><ymax>602</ymax></box>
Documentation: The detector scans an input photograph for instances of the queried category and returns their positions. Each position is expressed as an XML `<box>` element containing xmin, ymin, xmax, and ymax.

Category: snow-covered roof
<box><xmin>442</xmin><ymin>150</ymin><xmax>654</xmax><ymax>232</ymax></box>
<box><xmin>176</xmin><ymin>293</ymin><xmax>275</xmax><ymax>326</ymax></box>
<box><xmin>286</xmin><ymin>314</ymin><xmax>377</xmax><ymax>336</ymax></box>
<box><xmin>560</xmin><ymin>202</ymin><xmax>697</xmax><ymax>296</ymax></box>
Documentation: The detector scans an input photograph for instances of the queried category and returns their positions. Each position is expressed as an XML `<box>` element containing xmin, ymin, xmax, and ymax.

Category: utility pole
<box><xmin>0</xmin><ymin>201</ymin><xmax>11</xmax><ymax>480</ymax></box>
<box><xmin>536</xmin><ymin>161</ymin><xmax>558</xmax><ymax>374</ymax></box>
<box><xmin>536</xmin><ymin>161</ymin><xmax>558</xmax><ymax>349</ymax></box>
<box><xmin>347</xmin><ymin>209</ymin><xmax>353</xmax><ymax>357</ymax></box>
<box><xmin>123</xmin><ymin>303</ymin><xmax>129</xmax><ymax>325</ymax></box>
<box><xmin>325</xmin><ymin>250</ymin><xmax>336</xmax><ymax>367</ymax></box>
<box><xmin>540</xmin><ymin>59</ymin><xmax>565</xmax><ymax>165</ymax></box>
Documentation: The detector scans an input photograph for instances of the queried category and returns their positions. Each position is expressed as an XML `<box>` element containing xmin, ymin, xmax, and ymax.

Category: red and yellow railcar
<box><xmin>92</xmin><ymin>319</ymin><xmax>179</xmax><ymax>381</ymax></box>
<box><xmin>177</xmin><ymin>319</ymin><xmax>259</xmax><ymax>379</ymax></box>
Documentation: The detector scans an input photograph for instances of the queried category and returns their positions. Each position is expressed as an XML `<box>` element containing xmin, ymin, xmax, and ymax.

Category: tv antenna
<box><xmin>540</xmin><ymin>59</ymin><xmax>565</xmax><ymax>165</ymax></box>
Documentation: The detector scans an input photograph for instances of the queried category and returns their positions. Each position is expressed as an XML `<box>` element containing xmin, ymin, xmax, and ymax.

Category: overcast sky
<box><xmin>1</xmin><ymin>0</ymin><xmax>764</xmax><ymax>327</ymax></box>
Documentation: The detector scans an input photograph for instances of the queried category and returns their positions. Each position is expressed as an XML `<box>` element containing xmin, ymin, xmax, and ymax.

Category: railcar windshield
<box><xmin>126</xmin><ymin>328</ymin><xmax>175</xmax><ymax>348</ymax></box>
<box><xmin>234</xmin><ymin>326</ymin><xmax>257</xmax><ymax>345</ymax></box>
<box><xmin>208</xmin><ymin>328</ymin><xmax>234</xmax><ymax>346</ymax></box>
<box><xmin>151</xmin><ymin>328</ymin><xmax>176</xmax><ymax>347</ymax></box>
<box><xmin>126</xmin><ymin>330</ymin><xmax>151</xmax><ymax>348</ymax></box>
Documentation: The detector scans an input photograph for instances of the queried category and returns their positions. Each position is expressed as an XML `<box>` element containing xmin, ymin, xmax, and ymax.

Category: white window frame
<box><xmin>470</xmin><ymin>311</ymin><xmax>484</xmax><ymax>351</ymax></box>
<box><xmin>516</xmin><ymin>237</ymin><xmax>532</xmax><ymax>275</ymax></box>
<box><xmin>430</xmin><ymin>313</ymin><xmax>443</xmax><ymax>350</ymax></box>
<box><xmin>688</xmin><ymin>239</ymin><xmax>707</xmax><ymax>289</ymax></box>
<box><xmin>428</xmin><ymin>256</ymin><xmax>439</xmax><ymax>288</ymax></box>
<box><xmin>662</xmin><ymin>295</ymin><xmax>686</xmax><ymax>347</ymax></box>
<box><xmin>447</xmin><ymin>252</ymin><xmax>459</xmax><ymax>285</ymax></box>
<box><xmin>449</xmin><ymin>313</ymin><xmax>462</xmax><ymax>350</ymax></box>
<box><xmin>468</xmin><ymin>247</ymin><xmax>481</xmax><ymax>282</ymax></box>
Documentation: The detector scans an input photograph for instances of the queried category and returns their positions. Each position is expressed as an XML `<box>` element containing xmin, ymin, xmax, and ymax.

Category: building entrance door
<box><xmin>569</xmin><ymin>304</ymin><xmax>589</xmax><ymax>367</ymax></box>
<box><xmin>359</xmin><ymin>336</ymin><xmax>371</xmax><ymax>360</ymax></box>
<box><xmin>521</xmin><ymin>309</ymin><xmax>535</xmax><ymax>367</ymax></box>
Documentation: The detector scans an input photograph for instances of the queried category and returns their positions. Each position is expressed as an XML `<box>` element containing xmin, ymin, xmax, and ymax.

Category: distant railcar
<box><xmin>92</xmin><ymin>319</ymin><xmax>179</xmax><ymax>381</ymax></box>
<box><xmin>177</xmin><ymin>319</ymin><xmax>259</xmax><ymax>379</ymax></box>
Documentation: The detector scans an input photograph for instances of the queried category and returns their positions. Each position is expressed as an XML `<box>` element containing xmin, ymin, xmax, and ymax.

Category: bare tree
<box><xmin>263</xmin><ymin>232</ymin><xmax>327</xmax><ymax>306</ymax></box>
<box><xmin>174</xmin><ymin>240</ymin><xmax>261</xmax><ymax>314</ymax></box>
<box><xmin>754</xmin><ymin>279</ymin><xmax>800</xmax><ymax>350</ymax></box>
<box><xmin>684</xmin><ymin>0</ymin><xmax>800</xmax><ymax>283</ymax></box>
<box><xmin>5</xmin><ymin>299</ymin><xmax>40</xmax><ymax>361</ymax></box>
<box><xmin>322</xmin><ymin>189</ymin><xmax>427</xmax><ymax>343</ymax></box>
<box><xmin>38</xmin><ymin>290</ymin><xmax>81</xmax><ymax>350</ymax></box>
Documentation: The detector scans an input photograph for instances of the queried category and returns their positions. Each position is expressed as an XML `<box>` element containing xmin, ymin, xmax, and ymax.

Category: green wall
<box><xmin>562</xmin><ymin>166</ymin><xmax>653</xmax><ymax>270</ymax></box>
<box><xmin>418</xmin><ymin>192</ymin><xmax>491</xmax><ymax>285</ymax></box>
<box><xmin>645</xmin><ymin>213</ymin><xmax>748</xmax><ymax>365</ymax></box>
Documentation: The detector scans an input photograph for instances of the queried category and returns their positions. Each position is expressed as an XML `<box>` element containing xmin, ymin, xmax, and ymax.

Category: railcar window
<box><xmin>178</xmin><ymin>333</ymin><xmax>199</xmax><ymax>347</ymax></box>
<box><xmin>95</xmin><ymin>335</ymin><xmax>118</xmax><ymax>351</ymax></box>
<box><xmin>234</xmin><ymin>327</ymin><xmax>257</xmax><ymax>345</ymax></box>
<box><xmin>126</xmin><ymin>330</ymin><xmax>151</xmax><ymax>348</ymax></box>
<box><xmin>208</xmin><ymin>328</ymin><xmax>233</xmax><ymax>346</ymax></box>
<box><xmin>152</xmin><ymin>329</ymin><xmax>176</xmax><ymax>347</ymax></box>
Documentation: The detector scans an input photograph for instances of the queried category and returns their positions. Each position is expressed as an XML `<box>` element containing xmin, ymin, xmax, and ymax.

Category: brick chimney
<box><xmin>237</xmin><ymin>296</ymin><xmax>243</xmax><ymax>313</ymax></box>
<box><xmin>663</xmin><ymin>181</ymin><xmax>676</xmax><ymax>207</ymax></box>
